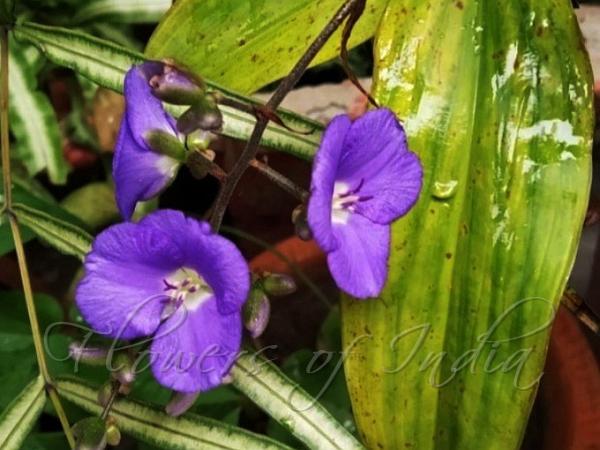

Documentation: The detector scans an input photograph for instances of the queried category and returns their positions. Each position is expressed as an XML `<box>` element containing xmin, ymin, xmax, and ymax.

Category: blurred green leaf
<box><xmin>13</xmin><ymin>21</ymin><xmax>322</xmax><ymax>160</ymax></box>
<box><xmin>12</xmin><ymin>202</ymin><xmax>93</xmax><ymax>260</ymax></box>
<box><xmin>317</xmin><ymin>306</ymin><xmax>342</xmax><ymax>351</ymax></box>
<box><xmin>22</xmin><ymin>432</ymin><xmax>69</xmax><ymax>450</ymax></box>
<box><xmin>231</xmin><ymin>353</ymin><xmax>364</xmax><ymax>450</ymax></box>
<box><xmin>0</xmin><ymin>375</ymin><xmax>46</xmax><ymax>450</ymax></box>
<box><xmin>56</xmin><ymin>377</ymin><xmax>294</xmax><ymax>450</ymax></box>
<box><xmin>0</xmin><ymin>173</ymin><xmax>86</xmax><ymax>256</ymax></box>
<box><xmin>9</xmin><ymin>39</ymin><xmax>69</xmax><ymax>184</ymax></box>
<box><xmin>0</xmin><ymin>291</ymin><xmax>62</xmax><ymax>410</ymax></box>
<box><xmin>73</xmin><ymin>0</ymin><xmax>170</xmax><ymax>24</ymax></box>
<box><xmin>60</xmin><ymin>182</ymin><xmax>118</xmax><ymax>230</ymax></box>
<box><xmin>146</xmin><ymin>0</ymin><xmax>388</xmax><ymax>94</ymax></box>
<box><xmin>0</xmin><ymin>0</ymin><xmax>14</xmax><ymax>25</ymax></box>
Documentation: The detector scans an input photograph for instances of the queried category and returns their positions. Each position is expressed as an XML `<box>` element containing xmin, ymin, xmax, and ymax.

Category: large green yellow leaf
<box><xmin>146</xmin><ymin>0</ymin><xmax>389</xmax><ymax>94</ymax></box>
<box><xmin>342</xmin><ymin>1</ymin><xmax>593</xmax><ymax>449</ymax></box>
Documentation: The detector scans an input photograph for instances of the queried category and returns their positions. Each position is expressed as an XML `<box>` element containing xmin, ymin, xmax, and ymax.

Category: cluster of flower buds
<box><xmin>145</xmin><ymin>60</ymin><xmax>222</xmax><ymax>134</ymax></box>
<box><xmin>113</xmin><ymin>61</ymin><xmax>225</xmax><ymax>218</ymax></box>
<box><xmin>243</xmin><ymin>272</ymin><xmax>297</xmax><ymax>338</ymax></box>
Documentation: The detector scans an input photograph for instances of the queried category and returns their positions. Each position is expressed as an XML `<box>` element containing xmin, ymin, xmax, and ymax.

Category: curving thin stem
<box><xmin>209</xmin><ymin>0</ymin><xmax>363</xmax><ymax>230</ymax></box>
<box><xmin>0</xmin><ymin>26</ymin><xmax>75</xmax><ymax>449</ymax></box>
<box><xmin>249</xmin><ymin>158</ymin><xmax>308</xmax><ymax>202</ymax></box>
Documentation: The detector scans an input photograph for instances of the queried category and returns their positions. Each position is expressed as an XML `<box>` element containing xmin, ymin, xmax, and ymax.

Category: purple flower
<box><xmin>308</xmin><ymin>108</ymin><xmax>423</xmax><ymax>299</ymax></box>
<box><xmin>113</xmin><ymin>62</ymin><xmax>188</xmax><ymax>220</ymax></box>
<box><xmin>76</xmin><ymin>209</ymin><xmax>250</xmax><ymax>392</ymax></box>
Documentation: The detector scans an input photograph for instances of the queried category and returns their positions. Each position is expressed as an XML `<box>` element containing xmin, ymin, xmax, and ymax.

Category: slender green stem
<box><xmin>1</xmin><ymin>27</ymin><xmax>10</xmax><ymax>209</ymax></box>
<box><xmin>1</xmin><ymin>26</ymin><xmax>75</xmax><ymax>449</ymax></box>
<box><xmin>8</xmin><ymin>214</ymin><xmax>76</xmax><ymax>448</ymax></box>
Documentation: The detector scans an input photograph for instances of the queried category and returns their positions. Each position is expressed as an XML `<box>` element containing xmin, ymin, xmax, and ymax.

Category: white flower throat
<box><xmin>161</xmin><ymin>267</ymin><xmax>212</xmax><ymax>319</ymax></box>
<box><xmin>331</xmin><ymin>179</ymin><xmax>372</xmax><ymax>225</ymax></box>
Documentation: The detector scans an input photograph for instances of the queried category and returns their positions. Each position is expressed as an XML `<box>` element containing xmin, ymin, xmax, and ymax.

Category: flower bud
<box><xmin>165</xmin><ymin>391</ymin><xmax>200</xmax><ymax>417</ymax></box>
<box><xmin>186</xmin><ymin>129</ymin><xmax>212</xmax><ymax>151</ymax></box>
<box><xmin>176</xmin><ymin>95</ymin><xmax>223</xmax><ymax>135</ymax></box>
<box><xmin>146</xmin><ymin>61</ymin><xmax>205</xmax><ymax>105</ymax></box>
<box><xmin>105</xmin><ymin>423</ymin><xmax>121</xmax><ymax>447</ymax></box>
<box><xmin>243</xmin><ymin>288</ymin><xmax>271</xmax><ymax>338</ymax></box>
<box><xmin>72</xmin><ymin>417</ymin><xmax>107</xmax><ymax>450</ymax></box>
<box><xmin>111</xmin><ymin>352</ymin><xmax>136</xmax><ymax>386</ymax></box>
<box><xmin>145</xmin><ymin>130</ymin><xmax>186</xmax><ymax>161</ymax></box>
<box><xmin>69</xmin><ymin>342</ymin><xmax>109</xmax><ymax>366</ymax></box>
<box><xmin>292</xmin><ymin>204</ymin><xmax>312</xmax><ymax>241</ymax></box>
<box><xmin>262</xmin><ymin>273</ymin><xmax>297</xmax><ymax>297</ymax></box>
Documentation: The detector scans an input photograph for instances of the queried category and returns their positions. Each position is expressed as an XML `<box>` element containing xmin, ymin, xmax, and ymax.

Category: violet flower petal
<box><xmin>328</xmin><ymin>213</ymin><xmax>390</xmax><ymax>299</ymax></box>
<box><xmin>113</xmin><ymin>115</ymin><xmax>180</xmax><ymax>220</ymax></box>
<box><xmin>307</xmin><ymin>115</ymin><xmax>352</xmax><ymax>253</ymax></box>
<box><xmin>338</xmin><ymin>108</ymin><xmax>423</xmax><ymax>224</ymax></box>
<box><xmin>139</xmin><ymin>210</ymin><xmax>250</xmax><ymax>315</ymax></box>
<box><xmin>124</xmin><ymin>63</ymin><xmax>178</xmax><ymax>148</ymax></box>
<box><xmin>150</xmin><ymin>297</ymin><xmax>241</xmax><ymax>392</ymax></box>
<box><xmin>76</xmin><ymin>222</ymin><xmax>183</xmax><ymax>340</ymax></box>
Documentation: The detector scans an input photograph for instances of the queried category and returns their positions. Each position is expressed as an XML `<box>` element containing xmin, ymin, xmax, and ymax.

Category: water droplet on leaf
<box><xmin>432</xmin><ymin>180</ymin><xmax>458</xmax><ymax>200</ymax></box>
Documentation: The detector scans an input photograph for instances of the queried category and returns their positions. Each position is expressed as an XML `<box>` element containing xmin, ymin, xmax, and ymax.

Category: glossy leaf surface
<box><xmin>146</xmin><ymin>0</ymin><xmax>389</xmax><ymax>93</ymax></box>
<box><xmin>342</xmin><ymin>1</ymin><xmax>593</xmax><ymax>449</ymax></box>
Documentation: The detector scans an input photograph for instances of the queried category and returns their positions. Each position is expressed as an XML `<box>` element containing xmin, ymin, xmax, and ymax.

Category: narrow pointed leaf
<box><xmin>12</xmin><ymin>203</ymin><xmax>93</xmax><ymax>260</ymax></box>
<box><xmin>13</xmin><ymin>22</ymin><xmax>322</xmax><ymax>159</ymax></box>
<box><xmin>72</xmin><ymin>0</ymin><xmax>170</xmax><ymax>24</ymax></box>
<box><xmin>230</xmin><ymin>353</ymin><xmax>364</xmax><ymax>450</ymax></box>
<box><xmin>0</xmin><ymin>375</ymin><xmax>46</xmax><ymax>450</ymax></box>
<box><xmin>342</xmin><ymin>1</ymin><xmax>593</xmax><ymax>449</ymax></box>
<box><xmin>56</xmin><ymin>377</ymin><xmax>293</xmax><ymax>450</ymax></box>
<box><xmin>146</xmin><ymin>0</ymin><xmax>389</xmax><ymax>94</ymax></box>
<box><xmin>9</xmin><ymin>40</ymin><xmax>68</xmax><ymax>184</ymax></box>
<box><xmin>0</xmin><ymin>173</ymin><xmax>87</xmax><ymax>256</ymax></box>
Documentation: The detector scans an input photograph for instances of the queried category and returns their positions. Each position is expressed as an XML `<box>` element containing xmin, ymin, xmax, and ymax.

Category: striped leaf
<box><xmin>0</xmin><ymin>375</ymin><xmax>46</xmax><ymax>450</ymax></box>
<box><xmin>72</xmin><ymin>0</ymin><xmax>171</xmax><ymax>24</ymax></box>
<box><xmin>341</xmin><ymin>1</ymin><xmax>594</xmax><ymax>449</ymax></box>
<box><xmin>9</xmin><ymin>39</ymin><xmax>68</xmax><ymax>184</ymax></box>
<box><xmin>0</xmin><ymin>173</ymin><xmax>87</xmax><ymax>256</ymax></box>
<box><xmin>12</xmin><ymin>22</ymin><xmax>144</xmax><ymax>94</ymax></box>
<box><xmin>230</xmin><ymin>353</ymin><xmax>364</xmax><ymax>450</ymax></box>
<box><xmin>146</xmin><ymin>0</ymin><xmax>389</xmax><ymax>94</ymax></box>
<box><xmin>12</xmin><ymin>202</ymin><xmax>93</xmax><ymax>260</ymax></box>
<box><xmin>13</xmin><ymin>22</ymin><xmax>322</xmax><ymax>160</ymax></box>
<box><xmin>56</xmin><ymin>377</ymin><xmax>293</xmax><ymax>450</ymax></box>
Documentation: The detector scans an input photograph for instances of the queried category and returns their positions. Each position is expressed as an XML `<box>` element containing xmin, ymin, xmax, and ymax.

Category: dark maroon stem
<box><xmin>209</xmin><ymin>0</ymin><xmax>362</xmax><ymax>230</ymax></box>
